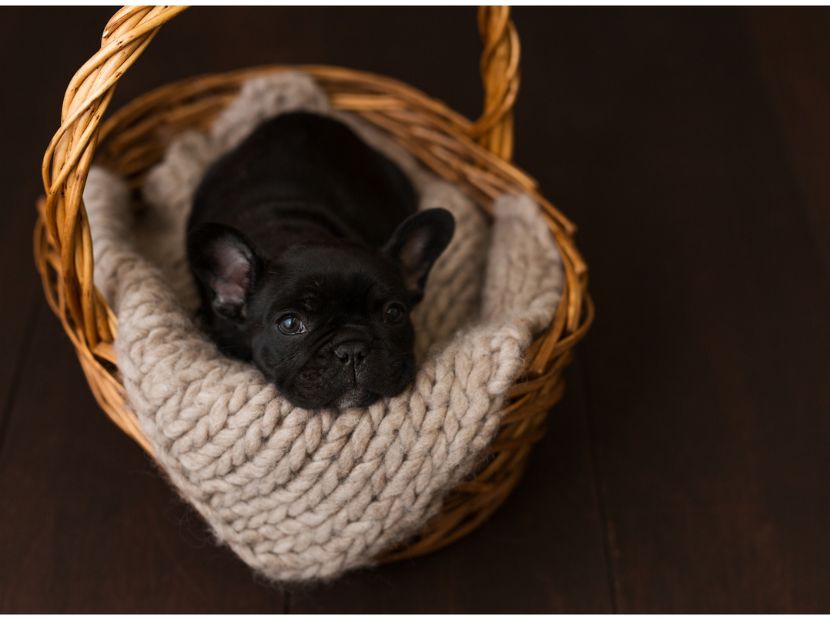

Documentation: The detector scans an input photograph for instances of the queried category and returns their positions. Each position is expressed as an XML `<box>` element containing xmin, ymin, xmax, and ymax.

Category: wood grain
<box><xmin>0</xmin><ymin>9</ymin><xmax>61</xmax><ymax>439</ymax></box>
<box><xmin>749</xmin><ymin>7</ymin><xmax>830</xmax><ymax>278</ymax></box>
<box><xmin>514</xmin><ymin>8</ymin><xmax>830</xmax><ymax>611</ymax></box>
<box><xmin>0</xmin><ymin>304</ymin><xmax>288</xmax><ymax>612</ymax></box>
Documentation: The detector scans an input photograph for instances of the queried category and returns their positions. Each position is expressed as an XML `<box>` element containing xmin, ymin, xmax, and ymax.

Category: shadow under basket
<box><xmin>34</xmin><ymin>6</ymin><xmax>593</xmax><ymax>564</ymax></box>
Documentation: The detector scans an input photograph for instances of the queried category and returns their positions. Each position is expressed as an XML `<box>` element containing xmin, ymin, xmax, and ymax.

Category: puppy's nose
<box><xmin>333</xmin><ymin>341</ymin><xmax>368</xmax><ymax>366</ymax></box>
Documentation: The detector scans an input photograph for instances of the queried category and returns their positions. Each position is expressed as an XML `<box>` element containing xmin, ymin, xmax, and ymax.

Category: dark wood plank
<box><xmin>0</xmin><ymin>302</ymin><xmax>288</xmax><ymax>612</ymax></box>
<box><xmin>512</xmin><ymin>7</ymin><xmax>830</xmax><ymax>611</ymax></box>
<box><xmin>748</xmin><ymin>7</ymin><xmax>830</xmax><ymax>278</ymax></box>
<box><xmin>0</xmin><ymin>9</ymin><xmax>75</xmax><ymax>431</ymax></box>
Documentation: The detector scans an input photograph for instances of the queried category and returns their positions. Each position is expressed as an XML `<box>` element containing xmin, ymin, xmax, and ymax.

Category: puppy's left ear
<box><xmin>187</xmin><ymin>222</ymin><xmax>262</xmax><ymax>321</ymax></box>
<box><xmin>383</xmin><ymin>208</ymin><xmax>455</xmax><ymax>302</ymax></box>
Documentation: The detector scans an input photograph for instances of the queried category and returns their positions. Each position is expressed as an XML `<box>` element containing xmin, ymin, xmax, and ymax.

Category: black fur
<box><xmin>187</xmin><ymin>112</ymin><xmax>454</xmax><ymax>409</ymax></box>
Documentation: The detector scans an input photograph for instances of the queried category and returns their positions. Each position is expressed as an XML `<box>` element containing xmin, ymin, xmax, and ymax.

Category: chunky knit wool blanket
<box><xmin>83</xmin><ymin>72</ymin><xmax>564</xmax><ymax>581</ymax></box>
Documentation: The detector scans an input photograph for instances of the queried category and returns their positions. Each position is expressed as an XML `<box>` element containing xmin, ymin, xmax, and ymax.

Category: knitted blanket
<box><xmin>84</xmin><ymin>72</ymin><xmax>564</xmax><ymax>581</ymax></box>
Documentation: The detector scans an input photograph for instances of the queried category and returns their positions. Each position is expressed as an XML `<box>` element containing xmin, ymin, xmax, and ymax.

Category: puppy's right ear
<box><xmin>187</xmin><ymin>223</ymin><xmax>262</xmax><ymax>321</ymax></box>
<box><xmin>382</xmin><ymin>208</ymin><xmax>455</xmax><ymax>303</ymax></box>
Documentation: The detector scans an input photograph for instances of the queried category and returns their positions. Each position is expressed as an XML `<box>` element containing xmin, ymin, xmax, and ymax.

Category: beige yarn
<box><xmin>83</xmin><ymin>73</ymin><xmax>564</xmax><ymax>581</ymax></box>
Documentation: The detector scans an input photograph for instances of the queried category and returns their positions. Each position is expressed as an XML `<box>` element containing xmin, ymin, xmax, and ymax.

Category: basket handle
<box><xmin>38</xmin><ymin>6</ymin><xmax>520</xmax><ymax>353</ymax></box>
<box><xmin>473</xmin><ymin>6</ymin><xmax>520</xmax><ymax>160</ymax></box>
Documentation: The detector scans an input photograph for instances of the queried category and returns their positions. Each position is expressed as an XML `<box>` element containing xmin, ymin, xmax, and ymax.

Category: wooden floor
<box><xmin>1</xmin><ymin>7</ymin><xmax>829</xmax><ymax>613</ymax></box>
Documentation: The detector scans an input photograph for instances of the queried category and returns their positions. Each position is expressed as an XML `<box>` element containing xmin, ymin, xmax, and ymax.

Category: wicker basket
<box><xmin>35</xmin><ymin>6</ymin><xmax>593</xmax><ymax>563</ymax></box>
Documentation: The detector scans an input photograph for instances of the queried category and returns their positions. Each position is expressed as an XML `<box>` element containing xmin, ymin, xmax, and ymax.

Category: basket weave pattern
<box><xmin>35</xmin><ymin>6</ymin><xmax>592</xmax><ymax>561</ymax></box>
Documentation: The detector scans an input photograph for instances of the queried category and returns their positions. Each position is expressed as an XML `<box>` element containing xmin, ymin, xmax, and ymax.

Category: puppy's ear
<box><xmin>383</xmin><ymin>208</ymin><xmax>455</xmax><ymax>302</ymax></box>
<box><xmin>187</xmin><ymin>223</ymin><xmax>262</xmax><ymax>321</ymax></box>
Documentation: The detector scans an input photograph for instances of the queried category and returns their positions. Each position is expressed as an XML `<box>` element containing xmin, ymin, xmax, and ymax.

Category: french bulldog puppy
<box><xmin>187</xmin><ymin>112</ymin><xmax>455</xmax><ymax>409</ymax></box>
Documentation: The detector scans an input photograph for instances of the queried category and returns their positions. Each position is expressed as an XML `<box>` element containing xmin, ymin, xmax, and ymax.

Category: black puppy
<box><xmin>187</xmin><ymin>112</ymin><xmax>454</xmax><ymax>409</ymax></box>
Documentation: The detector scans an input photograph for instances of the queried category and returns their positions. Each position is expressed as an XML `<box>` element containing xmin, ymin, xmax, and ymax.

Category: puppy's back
<box><xmin>189</xmin><ymin>112</ymin><xmax>418</xmax><ymax>255</ymax></box>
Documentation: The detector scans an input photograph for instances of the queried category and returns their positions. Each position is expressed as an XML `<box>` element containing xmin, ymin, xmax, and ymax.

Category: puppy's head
<box><xmin>188</xmin><ymin>209</ymin><xmax>454</xmax><ymax>409</ymax></box>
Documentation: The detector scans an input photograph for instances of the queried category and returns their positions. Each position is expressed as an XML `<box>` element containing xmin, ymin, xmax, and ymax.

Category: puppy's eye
<box><xmin>383</xmin><ymin>302</ymin><xmax>406</xmax><ymax>325</ymax></box>
<box><xmin>277</xmin><ymin>313</ymin><xmax>307</xmax><ymax>335</ymax></box>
